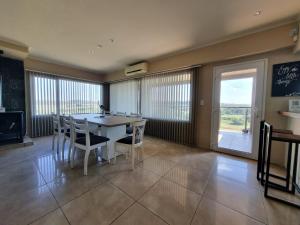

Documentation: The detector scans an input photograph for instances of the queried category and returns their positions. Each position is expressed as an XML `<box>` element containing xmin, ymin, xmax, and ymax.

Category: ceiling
<box><xmin>0</xmin><ymin>0</ymin><xmax>299</xmax><ymax>74</ymax></box>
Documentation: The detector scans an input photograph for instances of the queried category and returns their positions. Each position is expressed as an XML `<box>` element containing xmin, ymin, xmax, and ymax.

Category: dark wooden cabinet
<box><xmin>0</xmin><ymin>56</ymin><xmax>26</xmax><ymax>143</ymax></box>
<box><xmin>0</xmin><ymin>111</ymin><xmax>24</xmax><ymax>144</ymax></box>
<box><xmin>0</xmin><ymin>56</ymin><xmax>25</xmax><ymax>112</ymax></box>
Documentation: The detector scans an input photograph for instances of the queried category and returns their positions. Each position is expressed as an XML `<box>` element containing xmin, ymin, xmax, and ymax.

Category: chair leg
<box><xmin>114</xmin><ymin>142</ymin><xmax>117</xmax><ymax>164</ymax></box>
<box><xmin>141</xmin><ymin>145</ymin><xmax>144</xmax><ymax>161</ymax></box>
<box><xmin>68</xmin><ymin>140</ymin><xmax>72</xmax><ymax>162</ymax></box>
<box><xmin>137</xmin><ymin>148</ymin><xmax>140</xmax><ymax>161</ymax></box>
<box><xmin>62</xmin><ymin>137</ymin><xmax>66</xmax><ymax>159</ymax></box>
<box><xmin>71</xmin><ymin>147</ymin><xmax>76</xmax><ymax>168</ymax></box>
<box><xmin>131</xmin><ymin>146</ymin><xmax>135</xmax><ymax>170</ymax></box>
<box><xmin>52</xmin><ymin>134</ymin><xmax>56</xmax><ymax>151</ymax></box>
<box><xmin>106</xmin><ymin>142</ymin><xmax>110</xmax><ymax>164</ymax></box>
<box><xmin>84</xmin><ymin>150</ymin><xmax>91</xmax><ymax>176</ymax></box>
<box><xmin>56</xmin><ymin>134</ymin><xmax>60</xmax><ymax>154</ymax></box>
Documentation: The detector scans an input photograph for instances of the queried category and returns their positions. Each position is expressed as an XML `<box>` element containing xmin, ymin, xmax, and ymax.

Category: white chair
<box><xmin>62</xmin><ymin>116</ymin><xmax>79</xmax><ymax>161</ymax></box>
<box><xmin>104</xmin><ymin>111</ymin><xmax>113</xmax><ymax>115</ymax></box>
<box><xmin>71</xmin><ymin>118</ymin><xmax>110</xmax><ymax>175</ymax></box>
<box><xmin>52</xmin><ymin>113</ymin><xmax>63</xmax><ymax>154</ymax></box>
<box><xmin>114</xmin><ymin>120</ymin><xmax>146</xmax><ymax>170</ymax></box>
<box><xmin>126</xmin><ymin>113</ymin><xmax>142</xmax><ymax>135</ymax></box>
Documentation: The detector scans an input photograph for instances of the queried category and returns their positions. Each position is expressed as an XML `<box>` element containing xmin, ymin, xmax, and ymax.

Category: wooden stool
<box><xmin>257</xmin><ymin>120</ymin><xmax>293</xmax><ymax>192</ymax></box>
<box><xmin>264</xmin><ymin>122</ymin><xmax>300</xmax><ymax>208</ymax></box>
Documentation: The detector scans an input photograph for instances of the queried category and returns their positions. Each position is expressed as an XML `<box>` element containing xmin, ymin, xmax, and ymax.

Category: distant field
<box><xmin>220</xmin><ymin>113</ymin><xmax>251</xmax><ymax>132</ymax></box>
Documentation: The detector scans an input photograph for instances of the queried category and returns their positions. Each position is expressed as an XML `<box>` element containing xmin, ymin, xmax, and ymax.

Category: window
<box><xmin>107</xmin><ymin>68</ymin><xmax>195</xmax><ymax>144</ymax></box>
<box><xmin>32</xmin><ymin>76</ymin><xmax>57</xmax><ymax>115</ymax></box>
<box><xmin>59</xmin><ymin>79</ymin><xmax>102</xmax><ymax>115</ymax></box>
<box><xmin>141</xmin><ymin>71</ymin><xmax>191</xmax><ymax>121</ymax></box>
<box><xmin>30</xmin><ymin>72</ymin><xmax>103</xmax><ymax>116</ymax></box>
<box><xmin>110</xmin><ymin>79</ymin><xmax>139</xmax><ymax>115</ymax></box>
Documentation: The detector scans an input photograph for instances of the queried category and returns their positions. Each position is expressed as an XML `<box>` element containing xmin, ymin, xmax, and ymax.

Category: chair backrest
<box><xmin>116</xmin><ymin>112</ymin><xmax>126</xmax><ymax>116</ymax></box>
<box><xmin>105</xmin><ymin>111</ymin><xmax>112</xmax><ymax>115</ymax></box>
<box><xmin>62</xmin><ymin>116</ymin><xmax>71</xmax><ymax>135</ymax></box>
<box><xmin>71</xmin><ymin>118</ymin><xmax>91</xmax><ymax>147</ymax></box>
<box><xmin>52</xmin><ymin>113</ymin><xmax>60</xmax><ymax>131</ymax></box>
<box><xmin>132</xmin><ymin>120</ymin><xmax>146</xmax><ymax>146</ymax></box>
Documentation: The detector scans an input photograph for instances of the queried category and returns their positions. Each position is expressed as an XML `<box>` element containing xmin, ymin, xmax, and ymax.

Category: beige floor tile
<box><xmin>62</xmin><ymin>182</ymin><xmax>134</xmax><ymax>225</ymax></box>
<box><xmin>2</xmin><ymin>136</ymin><xmax>300</xmax><ymax>225</ymax></box>
<box><xmin>139</xmin><ymin>178</ymin><xmax>201</xmax><ymax>225</ymax></box>
<box><xmin>0</xmin><ymin>160</ymin><xmax>45</xmax><ymax>197</ymax></box>
<box><xmin>177</xmin><ymin>153</ymin><xmax>216</xmax><ymax>173</ymax></box>
<box><xmin>0</xmin><ymin>136</ymin><xmax>53</xmax><ymax>169</ymax></box>
<box><xmin>212</xmin><ymin>162</ymin><xmax>260</xmax><ymax>189</ymax></box>
<box><xmin>30</xmin><ymin>209</ymin><xmax>69</xmax><ymax>225</ymax></box>
<box><xmin>47</xmin><ymin>173</ymin><xmax>106</xmax><ymax>206</ymax></box>
<box><xmin>164</xmin><ymin>164</ymin><xmax>209</xmax><ymax>194</ymax></box>
<box><xmin>0</xmin><ymin>185</ymin><xmax>58</xmax><ymax>225</ymax></box>
<box><xmin>96</xmin><ymin>160</ymin><xmax>132</xmax><ymax>180</ymax></box>
<box><xmin>191</xmin><ymin>197</ymin><xmax>264</xmax><ymax>225</ymax></box>
<box><xmin>141</xmin><ymin>145</ymin><xmax>161</xmax><ymax>157</ymax></box>
<box><xmin>264</xmin><ymin>196</ymin><xmax>300</xmax><ymax>225</ymax></box>
<box><xmin>111</xmin><ymin>203</ymin><xmax>168</xmax><ymax>225</ymax></box>
<box><xmin>265</xmin><ymin>187</ymin><xmax>300</xmax><ymax>205</ymax></box>
<box><xmin>216</xmin><ymin>155</ymin><xmax>257</xmax><ymax>172</ymax></box>
<box><xmin>138</xmin><ymin>156</ymin><xmax>176</xmax><ymax>176</ymax></box>
<box><xmin>34</xmin><ymin>153</ymin><xmax>80</xmax><ymax>183</ymax></box>
<box><xmin>110</xmin><ymin>167</ymin><xmax>161</xmax><ymax>200</ymax></box>
<box><xmin>154</xmin><ymin>149</ymin><xmax>189</xmax><ymax>164</ymax></box>
<box><xmin>204</xmin><ymin>176</ymin><xmax>267</xmax><ymax>223</ymax></box>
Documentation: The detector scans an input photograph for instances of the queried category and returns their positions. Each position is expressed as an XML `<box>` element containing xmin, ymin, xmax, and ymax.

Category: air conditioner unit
<box><xmin>294</xmin><ymin>22</ymin><xmax>300</xmax><ymax>53</ymax></box>
<box><xmin>125</xmin><ymin>62</ymin><xmax>148</xmax><ymax>76</ymax></box>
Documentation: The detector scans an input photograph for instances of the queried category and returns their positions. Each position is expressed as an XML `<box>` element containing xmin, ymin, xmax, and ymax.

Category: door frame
<box><xmin>210</xmin><ymin>59</ymin><xmax>268</xmax><ymax>160</ymax></box>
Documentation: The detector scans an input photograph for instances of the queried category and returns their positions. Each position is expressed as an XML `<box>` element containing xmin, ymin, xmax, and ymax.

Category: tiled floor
<box><xmin>0</xmin><ymin>136</ymin><xmax>299</xmax><ymax>225</ymax></box>
<box><xmin>218</xmin><ymin>130</ymin><xmax>252</xmax><ymax>153</ymax></box>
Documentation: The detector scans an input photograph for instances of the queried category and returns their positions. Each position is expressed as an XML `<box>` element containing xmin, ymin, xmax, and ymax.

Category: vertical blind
<box><xmin>28</xmin><ymin>71</ymin><xmax>103</xmax><ymax>137</ymax></box>
<box><xmin>141</xmin><ymin>71</ymin><xmax>191</xmax><ymax>121</ymax></box>
<box><xmin>59</xmin><ymin>79</ymin><xmax>102</xmax><ymax>115</ymax></box>
<box><xmin>109</xmin><ymin>68</ymin><xmax>197</xmax><ymax>145</ymax></box>
<box><xmin>110</xmin><ymin>79</ymin><xmax>139</xmax><ymax>115</ymax></box>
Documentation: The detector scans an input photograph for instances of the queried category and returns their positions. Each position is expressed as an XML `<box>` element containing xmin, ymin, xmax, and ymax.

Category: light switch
<box><xmin>200</xmin><ymin>99</ymin><xmax>204</xmax><ymax>106</ymax></box>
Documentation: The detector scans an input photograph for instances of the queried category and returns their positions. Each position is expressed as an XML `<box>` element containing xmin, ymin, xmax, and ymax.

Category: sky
<box><xmin>220</xmin><ymin>77</ymin><xmax>253</xmax><ymax>106</ymax></box>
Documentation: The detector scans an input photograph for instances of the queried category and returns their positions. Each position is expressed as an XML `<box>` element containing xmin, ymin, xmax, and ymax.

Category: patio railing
<box><xmin>220</xmin><ymin>106</ymin><xmax>251</xmax><ymax>133</ymax></box>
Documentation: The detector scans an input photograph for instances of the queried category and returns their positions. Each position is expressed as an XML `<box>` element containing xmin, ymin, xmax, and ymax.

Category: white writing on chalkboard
<box><xmin>276</xmin><ymin>65</ymin><xmax>299</xmax><ymax>87</ymax></box>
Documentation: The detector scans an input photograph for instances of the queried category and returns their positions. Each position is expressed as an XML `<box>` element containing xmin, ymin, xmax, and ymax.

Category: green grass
<box><xmin>220</xmin><ymin>114</ymin><xmax>251</xmax><ymax>131</ymax></box>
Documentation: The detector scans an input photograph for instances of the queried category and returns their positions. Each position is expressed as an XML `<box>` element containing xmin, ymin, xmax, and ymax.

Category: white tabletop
<box><xmin>71</xmin><ymin>114</ymin><xmax>142</xmax><ymax>127</ymax></box>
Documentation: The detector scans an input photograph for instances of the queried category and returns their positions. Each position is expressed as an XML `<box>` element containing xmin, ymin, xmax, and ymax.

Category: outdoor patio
<box><xmin>218</xmin><ymin>130</ymin><xmax>252</xmax><ymax>153</ymax></box>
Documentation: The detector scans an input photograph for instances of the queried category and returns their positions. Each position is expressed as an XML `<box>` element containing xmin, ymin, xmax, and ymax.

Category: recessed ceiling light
<box><xmin>254</xmin><ymin>10</ymin><xmax>262</xmax><ymax>16</ymax></box>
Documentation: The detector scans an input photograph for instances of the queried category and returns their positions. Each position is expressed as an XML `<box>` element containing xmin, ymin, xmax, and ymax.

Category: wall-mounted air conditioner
<box><xmin>125</xmin><ymin>62</ymin><xmax>148</xmax><ymax>76</ymax></box>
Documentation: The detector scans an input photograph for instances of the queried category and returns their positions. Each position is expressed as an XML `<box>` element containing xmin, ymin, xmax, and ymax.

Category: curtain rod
<box><xmin>25</xmin><ymin>68</ymin><xmax>104</xmax><ymax>84</ymax></box>
<box><xmin>107</xmin><ymin>64</ymin><xmax>202</xmax><ymax>84</ymax></box>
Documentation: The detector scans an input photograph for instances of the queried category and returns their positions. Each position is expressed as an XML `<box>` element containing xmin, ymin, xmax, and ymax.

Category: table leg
<box><xmin>100</xmin><ymin>125</ymin><xmax>126</xmax><ymax>160</ymax></box>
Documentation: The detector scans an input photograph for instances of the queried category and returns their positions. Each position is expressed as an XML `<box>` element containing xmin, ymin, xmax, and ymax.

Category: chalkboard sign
<box><xmin>272</xmin><ymin>61</ymin><xmax>300</xmax><ymax>97</ymax></box>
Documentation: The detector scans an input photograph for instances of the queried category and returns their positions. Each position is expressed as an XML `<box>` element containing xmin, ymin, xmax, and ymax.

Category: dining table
<box><xmin>71</xmin><ymin>113</ymin><xmax>142</xmax><ymax>160</ymax></box>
